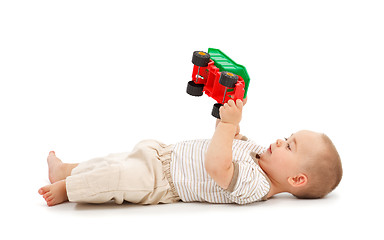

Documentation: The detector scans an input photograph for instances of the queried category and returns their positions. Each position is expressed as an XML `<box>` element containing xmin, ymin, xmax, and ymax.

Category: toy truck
<box><xmin>187</xmin><ymin>48</ymin><xmax>251</xmax><ymax>118</ymax></box>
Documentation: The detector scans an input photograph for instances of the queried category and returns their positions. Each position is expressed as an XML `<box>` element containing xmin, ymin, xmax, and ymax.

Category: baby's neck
<box><xmin>265</xmin><ymin>176</ymin><xmax>286</xmax><ymax>199</ymax></box>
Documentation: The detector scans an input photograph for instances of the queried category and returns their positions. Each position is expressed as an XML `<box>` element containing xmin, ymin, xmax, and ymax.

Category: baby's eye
<box><xmin>287</xmin><ymin>143</ymin><xmax>291</xmax><ymax>151</ymax></box>
<box><xmin>284</xmin><ymin>138</ymin><xmax>291</xmax><ymax>150</ymax></box>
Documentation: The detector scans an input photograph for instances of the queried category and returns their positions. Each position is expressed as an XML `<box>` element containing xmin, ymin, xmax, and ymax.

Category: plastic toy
<box><xmin>187</xmin><ymin>48</ymin><xmax>251</xmax><ymax>118</ymax></box>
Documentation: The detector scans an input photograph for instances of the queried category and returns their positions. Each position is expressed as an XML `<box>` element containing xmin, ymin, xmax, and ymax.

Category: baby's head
<box><xmin>259</xmin><ymin>130</ymin><xmax>342</xmax><ymax>199</ymax></box>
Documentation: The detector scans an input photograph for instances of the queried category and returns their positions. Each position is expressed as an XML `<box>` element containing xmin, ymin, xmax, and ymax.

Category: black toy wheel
<box><xmin>192</xmin><ymin>51</ymin><xmax>211</xmax><ymax>67</ymax></box>
<box><xmin>211</xmin><ymin>103</ymin><xmax>223</xmax><ymax>119</ymax></box>
<box><xmin>186</xmin><ymin>81</ymin><xmax>204</xmax><ymax>96</ymax></box>
<box><xmin>219</xmin><ymin>72</ymin><xmax>238</xmax><ymax>88</ymax></box>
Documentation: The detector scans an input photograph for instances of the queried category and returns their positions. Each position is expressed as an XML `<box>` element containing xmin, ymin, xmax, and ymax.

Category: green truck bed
<box><xmin>208</xmin><ymin>48</ymin><xmax>251</xmax><ymax>97</ymax></box>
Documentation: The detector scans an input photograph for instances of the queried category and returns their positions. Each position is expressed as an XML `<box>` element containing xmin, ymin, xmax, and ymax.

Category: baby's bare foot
<box><xmin>47</xmin><ymin>151</ymin><xmax>66</xmax><ymax>183</ymax></box>
<box><xmin>38</xmin><ymin>180</ymin><xmax>68</xmax><ymax>206</ymax></box>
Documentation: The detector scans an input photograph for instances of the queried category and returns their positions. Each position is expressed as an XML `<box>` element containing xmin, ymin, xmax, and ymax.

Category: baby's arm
<box><xmin>216</xmin><ymin>119</ymin><xmax>243</xmax><ymax>140</ymax></box>
<box><xmin>205</xmin><ymin>99</ymin><xmax>243</xmax><ymax>189</ymax></box>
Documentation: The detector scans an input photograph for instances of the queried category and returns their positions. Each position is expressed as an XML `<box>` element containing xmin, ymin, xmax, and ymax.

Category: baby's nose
<box><xmin>276</xmin><ymin>139</ymin><xmax>283</xmax><ymax>147</ymax></box>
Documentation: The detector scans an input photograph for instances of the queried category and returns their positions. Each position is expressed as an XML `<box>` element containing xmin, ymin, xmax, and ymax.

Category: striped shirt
<box><xmin>170</xmin><ymin>139</ymin><xmax>271</xmax><ymax>204</ymax></box>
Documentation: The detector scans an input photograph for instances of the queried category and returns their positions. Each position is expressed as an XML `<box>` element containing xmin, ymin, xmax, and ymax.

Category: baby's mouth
<box><xmin>268</xmin><ymin>145</ymin><xmax>272</xmax><ymax>154</ymax></box>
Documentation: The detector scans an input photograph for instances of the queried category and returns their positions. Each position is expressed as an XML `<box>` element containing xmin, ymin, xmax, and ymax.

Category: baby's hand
<box><xmin>219</xmin><ymin>99</ymin><xmax>243</xmax><ymax>126</ymax></box>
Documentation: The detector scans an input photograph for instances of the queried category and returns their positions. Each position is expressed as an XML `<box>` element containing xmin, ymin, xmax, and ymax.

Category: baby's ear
<box><xmin>288</xmin><ymin>174</ymin><xmax>308</xmax><ymax>188</ymax></box>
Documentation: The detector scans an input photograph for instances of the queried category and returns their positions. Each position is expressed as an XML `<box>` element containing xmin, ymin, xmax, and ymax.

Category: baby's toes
<box><xmin>45</xmin><ymin>195</ymin><xmax>54</xmax><ymax>203</ymax></box>
<box><xmin>46</xmin><ymin>198</ymin><xmax>58</xmax><ymax>206</ymax></box>
<box><xmin>43</xmin><ymin>192</ymin><xmax>52</xmax><ymax>200</ymax></box>
<box><xmin>38</xmin><ymin>185</ymin><xmax>50</xmax><ymax>195</ymax></box>
<box><xmin>47</xmin><ymin>151</ymin><xmax>57</xmax><ymax>162</ymax></box>
<box><xmin>46</xmin><ymin>199</ymin><xmax>53</xmax><ymax>206</ymax></box>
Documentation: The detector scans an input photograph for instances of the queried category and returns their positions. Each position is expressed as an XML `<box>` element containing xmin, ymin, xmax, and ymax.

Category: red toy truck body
<box><xmin>191</xmin><ymin>59</ymin><xmax>245</xmax><ymax>104</ymax></box>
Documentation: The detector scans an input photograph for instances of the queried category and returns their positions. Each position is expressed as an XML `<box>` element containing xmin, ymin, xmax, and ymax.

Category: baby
<box><xmin>38</xmin><ymin>99</ymin><xmax>343</xmax><ymax>206</ymax></box>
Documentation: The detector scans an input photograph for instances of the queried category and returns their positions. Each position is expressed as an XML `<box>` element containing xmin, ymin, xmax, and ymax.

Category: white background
<box><xmin>1</xmin><ymin>0</ymin><xmax>383</xmax><ymax>239</ymax></box>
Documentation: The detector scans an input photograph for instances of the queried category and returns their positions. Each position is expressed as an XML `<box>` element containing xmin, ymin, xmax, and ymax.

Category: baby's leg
<box><xmin>47</xmin><ymin>151</ymin><xmax>78</xmax><ymax>183</ymax></box>
<box><xmin>38</xmin><ymin>180</ymin><xmax>68</xmax><ymax>206</ymax></box>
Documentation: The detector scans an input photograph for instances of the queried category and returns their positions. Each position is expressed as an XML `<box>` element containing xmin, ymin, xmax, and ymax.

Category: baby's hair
<box><xmin>293</xmin><ymin>133</ymin><xmax>343</xmax><ymax>199</ymax></box>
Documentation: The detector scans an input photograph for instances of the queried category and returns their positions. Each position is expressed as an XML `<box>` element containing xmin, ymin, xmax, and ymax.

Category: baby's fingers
<box><xmin>227</xmin><ymin>99</ymin><xmax>236</xmax><ymax>107</ymax></box>
<box><xmin>236</xmin><ymin>99</ymin><xmax>244</xmax><ymax>109</ymax></box>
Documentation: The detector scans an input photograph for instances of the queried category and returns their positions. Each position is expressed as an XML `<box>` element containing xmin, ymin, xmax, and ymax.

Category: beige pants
<box><xmin>66</xmin><ymin>140</ymin><xmax>180</xmax><ymax>204</ymax></box>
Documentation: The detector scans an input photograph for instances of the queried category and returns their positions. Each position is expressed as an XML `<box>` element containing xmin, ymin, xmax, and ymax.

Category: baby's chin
<box><xmin>259</xmin><ymin>151</ymin><xmax>269</xmax><ymax>160</ymax></box>
<box><xmin>255</xmin><ymin>150</ymin><xmax>268</xmax><ymax>161</ymax></box>
<box><xmin>257</xmin><ymin>153</ymin><xmax>266</xmax><ymax>164</ymax></box>
<box><xmin>257</xmin><ymin>152</ymin><xmax>272</xmax><ymax>168</ymax></box>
